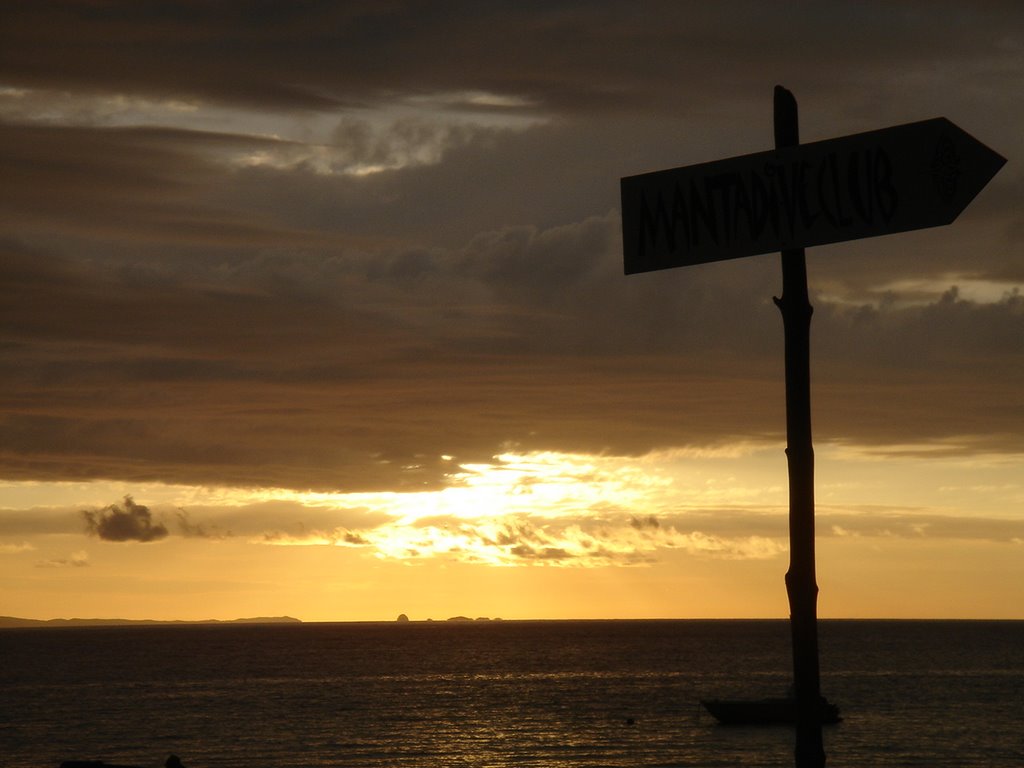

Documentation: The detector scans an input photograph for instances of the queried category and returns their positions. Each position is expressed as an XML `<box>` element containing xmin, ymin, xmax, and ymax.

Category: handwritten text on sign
<box><xmin>621</xmin><ymin>118</ymin><xmax>1005</xmax><ymax>274</ymax></box>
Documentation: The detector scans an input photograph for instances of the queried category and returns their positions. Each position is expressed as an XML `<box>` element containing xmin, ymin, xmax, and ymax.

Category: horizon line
<box><xmin>4</xmin><ymin>615</ymin><xmax>1022</xmax><ymax>628</ymax></box>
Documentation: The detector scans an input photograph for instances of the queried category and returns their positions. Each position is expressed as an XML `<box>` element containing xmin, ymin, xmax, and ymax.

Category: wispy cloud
<box><xmin>819</xmin><ymin>510</ymin><xmax>1024</xmax><ymax>543</ymax></box>
<box><xmin>35</xmin><ymin>549</ymin><xmax>89</xmax><ymax>568</ymax></box>
<box><xmin>260</xmin><ymin>527</ymin><xmax>371</xmax><ymax>547</ymax></box>
<box><xmin>315</xmin><ymin>509</ymin><xmax>788</xmax><ymax>568</ymax></box>
<box><xmin>174</xmin><ymin>509</ymin><xmax>231</xmax><ymax>539</ymax></box>
<box><xmin>0</xmin><ymin>541</ymin><xmax>34</xmax><ymax>554</ymax></box>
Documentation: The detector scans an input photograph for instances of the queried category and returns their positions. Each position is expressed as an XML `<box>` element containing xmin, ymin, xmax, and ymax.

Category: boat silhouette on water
<box><xmin>701</xmin><ymin>696</ymin><xmax>841</xmax><ymax>726</ymax></box>
<box><xmin>60</xmin><ymin>756</ymin><xmax>185</xmax><ymax>768</ymax></box>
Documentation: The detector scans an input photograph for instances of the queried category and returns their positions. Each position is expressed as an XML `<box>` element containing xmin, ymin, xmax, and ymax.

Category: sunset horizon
<box><xmin>3</xmin><ymin>2</ymin><xmax>1023</xmax><ymax>627</ymax></box>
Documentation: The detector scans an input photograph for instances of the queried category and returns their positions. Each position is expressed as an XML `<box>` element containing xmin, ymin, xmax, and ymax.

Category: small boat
<box><xmin>701</xmin><ymin>696</ymin><xmax>841</xmax><ymax>726</ymax></box>
<box><xmin>61</xmin><ymin>757</ymin><xmax>181</xmax><ymax>768</ymax></box>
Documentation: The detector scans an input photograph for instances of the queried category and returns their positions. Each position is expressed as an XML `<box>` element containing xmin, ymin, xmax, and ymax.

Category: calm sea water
<box><xmin>1</xmin><ymin>620</ymin><xmax>1021</xmax><ymax>767</ymax></box>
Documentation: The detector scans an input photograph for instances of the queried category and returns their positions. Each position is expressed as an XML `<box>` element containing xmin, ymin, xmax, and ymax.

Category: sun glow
<box><xmin>253</xmin><ymin>450</ymin><xmax>682</xmax><ymax>566</ymax></box>
<box><xmin>396</xmin><ymin>450</ymin><xmax>662</xmax><ymax>522</ymax></box>
<box><xmin>280</xmin><ymin>448</ymin><xmax>790</xmax><ymax>569</ymax></box>
<box><xmin>12</xmin><ymin>442</ymin><xmax>1020</xmax><ymax>584</ymax></box>
<box><xmin>0</xmin><ymin>446</ymin><xmax>796</xmax><ymax>570</ymax></box>
<box><xmin>5</xmin><ymin>443</ymin><xmax>1024</xmax><ymax>620</ymax></box>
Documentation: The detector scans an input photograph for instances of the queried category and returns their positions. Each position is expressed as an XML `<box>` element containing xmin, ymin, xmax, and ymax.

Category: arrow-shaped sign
<box><xmin>621</xmin><ymin>118</ymin><xmax>1006</xmax><ymax>275</ymax></box>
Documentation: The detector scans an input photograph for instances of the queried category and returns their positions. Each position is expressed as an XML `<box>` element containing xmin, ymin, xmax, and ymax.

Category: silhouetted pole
<box><xmin>773</xmin><ymin>85</ymin><xmax>826</xmax><ymax>768</ymax></box>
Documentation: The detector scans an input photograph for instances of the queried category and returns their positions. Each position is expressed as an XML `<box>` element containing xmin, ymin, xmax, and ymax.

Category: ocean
<box><xmin>1</xmin><ymin>620</ymin><xmax>1021</xmax><ymax>767</ymax></box>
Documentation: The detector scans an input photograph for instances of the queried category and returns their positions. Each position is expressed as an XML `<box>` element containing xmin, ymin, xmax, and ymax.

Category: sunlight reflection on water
<box><xmin>2</xmin><ymin>620</ymin><xmax>1021</xmax><ymax>767</ymax></box>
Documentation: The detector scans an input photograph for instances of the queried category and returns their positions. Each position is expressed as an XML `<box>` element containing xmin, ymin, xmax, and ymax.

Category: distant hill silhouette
<box><xmin>0</xmin><ymin>616</ymin><xmax>301</xmax><ymax>628</ymax></box>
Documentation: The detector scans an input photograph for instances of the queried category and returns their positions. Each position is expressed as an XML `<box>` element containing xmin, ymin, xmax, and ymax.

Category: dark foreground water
<box><xmin>1</xmin><ymin>620</ymin><xmax>1022</xmax><ymax>767</ymax></box>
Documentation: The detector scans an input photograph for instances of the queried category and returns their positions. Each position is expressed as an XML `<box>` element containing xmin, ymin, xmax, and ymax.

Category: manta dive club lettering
<box><xmin>636</xmin><ymin>147</ymin><xmax>896</xmax><ymax>259</ymax></box>
<box><xmin>621</xmin><ymin>117</ymin><xmax>1006</xmax><ymax>274</ymax></box>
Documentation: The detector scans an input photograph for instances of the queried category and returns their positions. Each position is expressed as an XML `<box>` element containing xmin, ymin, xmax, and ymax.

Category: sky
<box><xmin>1</xmin><ymin>1</ymin><xmax>1023</xmax><ymax>622</ymax></box>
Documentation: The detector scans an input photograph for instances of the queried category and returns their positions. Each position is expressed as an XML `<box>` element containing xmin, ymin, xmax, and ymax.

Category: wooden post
<box><xmin>773</xmin><ymin>85</ymin><xmax>826</xmax><ymax>768</ymax></box>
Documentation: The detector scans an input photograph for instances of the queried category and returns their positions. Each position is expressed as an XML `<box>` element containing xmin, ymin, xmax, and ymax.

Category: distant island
<box><xmin>0</xmin><ymin>616</ymin><xmax>301</xmax><ymax>628</ymax></box>
<box><xmin>397</xmin><ymin>614</ymin><xmax>502</xmax><ymax>623</ymax></box>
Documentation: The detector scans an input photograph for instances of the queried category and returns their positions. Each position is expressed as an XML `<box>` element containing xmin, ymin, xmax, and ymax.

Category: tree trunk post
<box><xmin>773</xmin><ymin>84</ymin><xmax>826</xmax><ymax>768</ymax></box>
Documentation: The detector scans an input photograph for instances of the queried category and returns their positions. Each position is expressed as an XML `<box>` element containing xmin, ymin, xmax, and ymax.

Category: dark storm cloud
<box><xmin>3</xmin><ymin>206</ymin><xmax>1024</xmax><ymax>490</ymax></box>
<box><xmin>0</xmin><ymin>123</ymin><xmax>322</xmax><ymax>246</ymax></box>
<box><xmin>0</xmin><ymin>1</ymin><xmax>1021</xmax><ymax>493</ymax></box>
<box><xmin>0</xmin><ymin>208</ymin><xmax>788</xmax><ymax>490</ymax></box>
<box><xmin>83</xmin><ymin>496</ymin><xmax>169</xmax><ymax>542</ymax></box>
<box><xmin>813</xmin><ymin>286</ymin><xmax>1024</xmax><ymax>378</ymax></box>
<box><xmin>2</xmin><ymin>1</ymin><xmax>1020</xmax><ymax>117</ymax></box>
